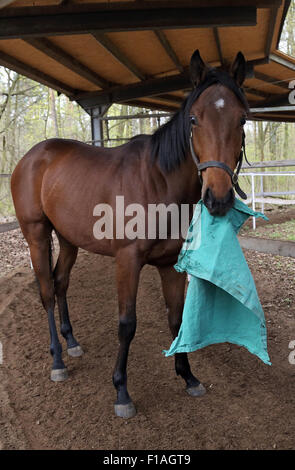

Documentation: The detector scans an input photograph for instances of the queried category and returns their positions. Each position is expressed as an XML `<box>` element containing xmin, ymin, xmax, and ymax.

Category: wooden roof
<box><xmin>0</xmin><ymin>0</ymin><xmax>294</xmax><ymax>121</ymax></box>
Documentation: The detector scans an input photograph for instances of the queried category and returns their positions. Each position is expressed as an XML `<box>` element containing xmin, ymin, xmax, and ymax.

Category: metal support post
<box><xmin>90</xmin><ymin>105</ymin><xmax>110</xmax><ymax>146</ymax></box>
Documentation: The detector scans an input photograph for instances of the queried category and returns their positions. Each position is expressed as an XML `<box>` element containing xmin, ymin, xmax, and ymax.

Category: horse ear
<box><xmin>231</xmin><ymin>52</ymin><xmax>246</xmax><ymax>86</ymax></box>
<box><xmin>190</xmin><ymin>50</ymin><xmax>207</xmax><ymax>88</ymax></box>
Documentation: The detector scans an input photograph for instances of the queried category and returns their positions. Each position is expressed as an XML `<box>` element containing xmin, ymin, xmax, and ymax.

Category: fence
<box><xmin>239</xmin><ymin>161</ymin><xmax>295</xmax><ymax>229</ymax></box>
<box><xmin>87</xmin><ymin>111</ymin><xmax>171</xmax><ymax>146</ymax></box>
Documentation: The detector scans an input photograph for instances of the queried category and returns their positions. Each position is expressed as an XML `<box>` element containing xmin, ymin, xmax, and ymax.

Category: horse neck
<box><xmin>156</xmin><ymin>150</ymin><xmax>201</xmax><ymax>205</ymax></box>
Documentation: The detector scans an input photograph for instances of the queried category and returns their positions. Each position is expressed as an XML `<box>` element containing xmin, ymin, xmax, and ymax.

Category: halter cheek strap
<box><xmin>189</xmin><ymin>126</ymin><xmax>248</xmax><ymax>200</ymax></box>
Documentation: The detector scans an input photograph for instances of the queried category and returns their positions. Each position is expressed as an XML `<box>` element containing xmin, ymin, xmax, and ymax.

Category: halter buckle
<box><xmin>232</xmin><ymin>173</ymin><xmax>239</xmax><ymax>185</ymax></box>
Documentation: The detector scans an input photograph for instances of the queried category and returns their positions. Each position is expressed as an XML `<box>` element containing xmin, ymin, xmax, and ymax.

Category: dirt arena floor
<box><xmin>0</xmin><ymin>240</ymin><xmax>294</xmax><ymax>450</ymax></box>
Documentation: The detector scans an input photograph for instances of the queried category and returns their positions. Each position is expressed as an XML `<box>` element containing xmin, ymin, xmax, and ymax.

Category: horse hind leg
<box><xmin>24</xmin><ymin>221</ymin><xmax>68</xmax><ymax>382</ymax></box>
<box><xmin>157</xmin><ymin>264</ymin><xmax>206</xmax><ymax>397</ymax></box>
<box><xmin>53</xmin><ymin>233</ymin><xmax>82</xmax><ymax>357</ymax></box>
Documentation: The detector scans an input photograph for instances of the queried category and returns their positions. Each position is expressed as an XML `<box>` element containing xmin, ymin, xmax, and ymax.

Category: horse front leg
<box><xmin>157</xmin><ymin>264</ymin><xmax>206</xmax><ymax>397</ymax></box>
<box><xmin>113</xmin><ymin>248</ymin><xmax>141</xmax><ymax>418</ymax></box>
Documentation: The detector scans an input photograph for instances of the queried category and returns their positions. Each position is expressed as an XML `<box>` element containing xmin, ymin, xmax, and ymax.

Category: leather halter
<box><xmin>189</xmin><ymin>126</ymin><xmax>248</xmax><ymax>200</ymax></box>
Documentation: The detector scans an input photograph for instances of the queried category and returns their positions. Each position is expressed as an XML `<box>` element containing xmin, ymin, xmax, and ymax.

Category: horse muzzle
<box><xmin>203</xmin><ymin>187</ymin><xmax>235</xmax><ymax>216</ymax></box>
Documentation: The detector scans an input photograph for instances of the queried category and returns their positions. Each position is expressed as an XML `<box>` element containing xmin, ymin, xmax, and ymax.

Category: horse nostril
<box><xmin>224</xmin><ymin>188</ymin><xmax>235</xmax><ymax>205</ymax></box>
<box><xmin>203</xmin><ymin>188</ymin><xmax>234</xmax><ymax>216</ymax></box>
<box><xmin>203</xmin><ymin>187</ymin><xmax>214</xmax><ymax>210</ymax></box>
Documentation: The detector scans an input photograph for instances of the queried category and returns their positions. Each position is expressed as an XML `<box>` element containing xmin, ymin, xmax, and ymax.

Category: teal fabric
<box><xmin>163</xmin><ymin>198</ymin><xmax>271</xmax><ymax>365</ymax></box>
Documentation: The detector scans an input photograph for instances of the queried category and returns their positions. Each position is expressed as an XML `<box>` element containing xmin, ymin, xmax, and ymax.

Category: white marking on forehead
<box><xmin>215</xmin><ymin>98</ymin><xmax>225</xmax><ymax>109</ymax></box>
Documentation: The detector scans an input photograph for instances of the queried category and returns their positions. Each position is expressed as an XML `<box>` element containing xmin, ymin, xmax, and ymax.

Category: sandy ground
<box><xmin>0</xmin><ymin>206</ymin><xmax>294</xmax><ymax>450</ymax></box>
<box><xmin>0</xmin><ymin>229</ymin><xmax>60</xmax><ymax>278</ymax></box>
<box><xmin>0</xmin><ymin>241</ymin><xmax>294</xmax><ymax>449</ymax></box>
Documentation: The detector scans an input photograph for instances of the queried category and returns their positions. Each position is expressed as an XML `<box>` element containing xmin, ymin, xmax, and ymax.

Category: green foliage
<box><xmin>0</xmin><ymin>70</ymin><xmax>93</xmax><ymax>216</ymax></box>
<box><xmin>279</xmin><ymin>0</ymin><xmax>295</xmax><ymax>57</ymax></box>
<box><xmin>243</xmin><ymin>219</ymin><xmax>295</xmax><ymax>242</ymax></box>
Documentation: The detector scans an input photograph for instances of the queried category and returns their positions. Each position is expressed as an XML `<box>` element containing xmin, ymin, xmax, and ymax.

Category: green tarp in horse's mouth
<box><xmin>163</xmin><ymin>198</ymin><xmax>271</xmax><ymax>365</ymax></box>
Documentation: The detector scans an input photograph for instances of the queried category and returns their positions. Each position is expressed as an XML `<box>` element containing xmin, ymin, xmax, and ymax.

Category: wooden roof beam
<box><xmin>270</xmin><ymin>53</ymin><xmax>295</xmax><ymax>71</ymax></box>
<box><xmin>249</xmin><ymin>115</ymin><xmax>295</xmax><ymax>123</ymax></box>
<box><xmin>74</xmin><ymin>72</ymin><xmax>191</xmax><ymax>109</ymax></box>
<box><xmin>244</xmin><ymin>86</ymin><xmax>271</xmax><ymax>99</ymax></box>
<box><xmin>0</xmin><ymin>6</ymin><xmax>257</xmax><ymax>39</ymax></box>
<box><xmin>244</xmin><ymin>56</ymin><xmax>269</xmax><ymax>79</ymax></box>
<box><xmin>92</xmin><ymin>33</ymin><xmax>146</xmax><ymax>81</ymax></box>
<box><xmin>75</xmin><ymin>58</ymin><xmax>274</xmax><ymax>110</ymax></box>
<box><xmin>0</xmin><ymin>0</ymin><xmax>15</xmax><ymax>8</ymax></box>
<box><xmin>149</xmin><ymin>93</ymin><xmax>184</xmax><ymax>107</ymax></box>
<box><xmin>265</xmin><ymin>4</ymin><xmax>280</xmax><ymax>56</ymax></box>
<box><xmin>0</xmin><ymin>1</ymin><xmax>282</xmax><ymax>17</ymax></box>
<box><xmin>25</xmin><ymin>38</ymin><xmax>111</xmax><ymax>89</ymax></box>
<box><xmin>213</xmin><ymin>27</ymin><xmax>224</xmax><ymax>66</ymax></box>
<box><xmin>153</xmin><ymin>93</ymin><xmax>184</xmax><ymax>104</ymax></box>
<box><xmin>254</xmin><ymin>70</ymin><xmax>290</xmax><ymax>90</ymax></box>
<box><xmin>153</xmin><ymin>30</ymin><xmax>184</xmax><ymax>73</ymax></box>
<box><xmin>0</xmin><ymin>49</ymin><xmax>75</xmax><ymax>96</ymax></box>
<box><xmin>250</xmin><ymin>92</ymin><xmax>290</xmax><ymax>108</ymax></box>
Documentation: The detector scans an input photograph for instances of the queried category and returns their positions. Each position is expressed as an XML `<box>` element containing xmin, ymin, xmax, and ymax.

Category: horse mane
<box><xmin>150</xmin><ymin>67</ymin><xmax>249</xmax><ymax>173</ymax></box>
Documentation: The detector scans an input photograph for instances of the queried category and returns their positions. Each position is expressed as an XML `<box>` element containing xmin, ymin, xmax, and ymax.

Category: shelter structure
<box><xmin>0</xmin><ymin>0</ymin><xmax>294</xmax><ymax>145</ymax></box>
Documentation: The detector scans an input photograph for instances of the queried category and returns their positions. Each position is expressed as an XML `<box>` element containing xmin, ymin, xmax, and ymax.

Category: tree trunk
<box><xmin>49</xmin><ymin>89</ymin><xmax>59</xmax><ymax>137</ymax></box>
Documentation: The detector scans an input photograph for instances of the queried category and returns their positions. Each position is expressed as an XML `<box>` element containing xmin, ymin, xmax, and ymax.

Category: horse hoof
<box><xmin>50</xmin><ymin>368</ymin><xmax>68</xmax><ymax>382</ymax></box>
<box><xmin>114</xmin><ymin>402</ymin><xmax>137</xmax><ymax>419</ymax></box>
<box><xmin>68</xmin><ymin>345</ymin><xmax>84</xmax><ymax>357</ymax></box>
<box><xmin>186</xmin><ymin>383</ymin><xmax>206</xmax><ymax>397</ymax></box>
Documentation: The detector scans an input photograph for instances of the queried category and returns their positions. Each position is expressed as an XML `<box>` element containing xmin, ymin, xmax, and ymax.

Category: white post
<box><xmin>251</xmin><ymin>174</ymin><xmax>256</xmax><ymax>230</ymax></box>
<box><xmin>260</xmin><ymin>174</ymin><xmax>264</xmax><ymax>214</ymax></box>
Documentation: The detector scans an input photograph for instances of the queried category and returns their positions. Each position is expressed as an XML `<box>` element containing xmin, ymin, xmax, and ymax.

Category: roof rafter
<box><xmin>92</xmin><ymin>32</ymin><xmax>146</xmax><ymax>81</ymax></box>
<box><xmin>213</xmin><ymin>27</ymin><xmax>224</xmax><ymax>65</ymax></box>
<box><xmin>254</xmin><ymin>70</ymin><xmax>290</xmax><ymax>89</ymax></box>
<box><xmin>0</xmin><ymin>49</ymin><xmax>75</xmax><ymax>96</ymax></box>
<box><xmin>244</xmin><ymin>86</ymin><xmax>271</xmax><ymax>99</ymax></box>
<box><xmin>25</xmin><ymin>37</ymin><xmax>111</xmax><ymax>89</ymax></box>
<box><xmin>250</xmin><ymin>91</ymin><xmax>290</xmax><ymax>108</ymax></box>
<box><xmin>149</xmin><ymin>93</ymin><xmax>184</xmax><ymax>107</ymax></box>
<box><xmin>153</xmin><ymin>30</ymin><xmax>184</xmax><ymax>73</ymax></box>
<box><xmin>75</xmin><ymin>72</ymin><xmax>191</xmax><ymax>109</ymax></box>
<box><xmin>250</xmin><ymin>114</ymin><xmax>295</xmax><ymax>122</ymax></box>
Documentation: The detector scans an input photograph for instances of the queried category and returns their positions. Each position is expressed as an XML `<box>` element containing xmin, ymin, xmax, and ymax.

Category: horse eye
<box><xmin>240</xmin><ymin>117</ymin><xmax>246</xmax><ymax>126</ymax></box>
<box><xmin>190</xmin><ymin>116</ymin><xmax>198</xmax><ymax>126</ymax></box>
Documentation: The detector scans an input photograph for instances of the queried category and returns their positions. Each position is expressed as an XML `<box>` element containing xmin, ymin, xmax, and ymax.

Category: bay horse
<box><xmin>11</xmin><ymin>50</ymin><xmax>249</xmax><ymax>418</ymax></box>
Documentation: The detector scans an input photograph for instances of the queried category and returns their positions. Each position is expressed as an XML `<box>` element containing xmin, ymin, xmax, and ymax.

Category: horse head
<box><xmin>189</xmin><ymin>50</ymin><xmax>248</xmax><ymax>216</ymax></box>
